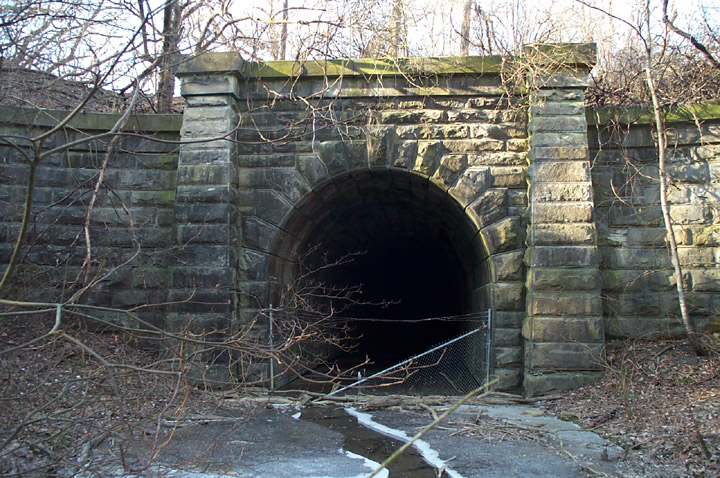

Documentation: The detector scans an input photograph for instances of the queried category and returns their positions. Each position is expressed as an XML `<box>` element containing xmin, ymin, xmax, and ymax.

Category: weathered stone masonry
<box><xmin>170</xmin><ymin>43</ymin><xmax>603</xmax><ymax>393</ymax></box>
<box><xmin>2</xmin><ymin>44</ymin><xmax>720</xmax><ymax>395</ymax></box>
<box><xmin>590</xmin><ymin>103</ymin><xmax>720</xmax><ymax>340</ymax></box>
<box><xmin>0</xmin><ymin>108</ymin><xmax>181</xmax><ymax>327</ymax></box>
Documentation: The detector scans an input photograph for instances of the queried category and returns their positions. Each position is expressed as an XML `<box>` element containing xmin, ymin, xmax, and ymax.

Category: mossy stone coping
<box><xmin>588</xmin><ymin>100</ymin><xmax>720</xmax><ymax>126</ymax></box>
<box><xmin>0</xmin><ymin>105</ymin><xmax>182</xmax><ymax>132</ymax></box>
<box><xmin>177</xmin><ymin>43</ymin><xmax>598</xmax><ymax>79</ymax></box>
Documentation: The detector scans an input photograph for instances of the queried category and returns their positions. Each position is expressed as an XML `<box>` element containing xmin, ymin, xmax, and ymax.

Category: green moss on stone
<box><xmin>588</xmin><ymin>100</ymin><xmax>720</xmax><ymax>126</ymax></box>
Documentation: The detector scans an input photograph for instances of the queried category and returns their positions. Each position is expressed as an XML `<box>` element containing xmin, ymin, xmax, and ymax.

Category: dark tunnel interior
<box><xmin>275</xmin><ymin>171</ymin><xmax>486</xmax><ymax>372</ymax></box>
<box><xmin>319</xmin><ymin>239</ymin><xmax>470</xmax><ymax>367</ymax></box>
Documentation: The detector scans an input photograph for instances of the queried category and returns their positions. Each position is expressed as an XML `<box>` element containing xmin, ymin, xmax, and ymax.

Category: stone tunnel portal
<box><xmin>269</xmin><ymin>169</ymin><xmax>490</xmax><ymax>373</ymax></box>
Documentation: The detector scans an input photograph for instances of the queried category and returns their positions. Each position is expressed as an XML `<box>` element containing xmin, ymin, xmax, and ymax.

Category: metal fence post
<box><xmin>269</xmin><ymin>305</ymin><xmax>274</xmax><ymax>390</ymax></box>
<box><xmin>485</xmin><ymin>308</ymin><xmax>493</xmax><ymax>387</ymax></box>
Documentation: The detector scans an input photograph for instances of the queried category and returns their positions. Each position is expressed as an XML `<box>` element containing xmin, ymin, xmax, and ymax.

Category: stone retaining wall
<box><xmin>590</xmin><ymin>103</ymin><xmax>720</xmax><ymax>339</ymax></box>
<box><xmin>0</xmin><ymin>107</ymin><xmax>181</xmax><ymax>328</ymax></box>
<box><xmin>4</xmin><ymin>46</ymin><xmax>720</xmax><ymax>396</ymax></box>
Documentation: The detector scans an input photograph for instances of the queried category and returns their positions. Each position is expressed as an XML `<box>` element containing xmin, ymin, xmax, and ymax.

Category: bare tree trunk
<box><xmin>156</xmin><ymin>0</ymin><xmax>182</xmax><ymax>113</ymax></box>
<box><xmin>643</xmin><ymin>30</ymin><xmax>705</xmax><ymax>356</ymax></box>
<box><xmin>460</xmin><ymin>0</ymin><xmax>473</xmax><ymax>56</ymax></box>
<box><xmin>280</xmin><ymin>0</ymin><xmax>288</xmax><ymax>61</ymax></box>
<box><xmin>390</xmin><ymin>0</ymin><xmax>404</xmax><ymax>57</ymax></box>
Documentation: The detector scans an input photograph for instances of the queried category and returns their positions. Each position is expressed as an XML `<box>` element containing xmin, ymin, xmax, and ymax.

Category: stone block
<box><xmin>481</xmin><ymin>216</ymin><xmax>524</xmax><ymax>254</ymax></box>
<box><xmin>441</xmin><ymin>139</ymin><xmax>505</xmax><ymax>153</ymax></box>
<box><xmin>254</xmin><ymin>190</ymin><xmax>293</xmax><ymax>226</ymax></box>
<box><xmin>298</xmin><ymin>154</ymin><xmax>330</xmax><ymax>186</ymax></box>
<box><xmin>236</xmin><ymin>153</ymin><xmax>295</xmax><ymax>168</ymax></box>
<box><xmin>180</xmin><ymin>72</ymin><xmax>240</xmax><ymax>96</ymax></box>
<box><xmin>316</xmin><ymin>141</ymin><xmax>351</xmax><ymax>176</ymax></box>
<box><xmin>240</xmin><ymin>248</ymin><xmax>269</xmax><ymax>280</ymax></box>
<box><xmin>132</xmin><ymin>267</ymin><xmax>171</xmax><ymax>289</ymax></box>
<box><xmin>495</xmin><ymin>368</ymin><xmax>521</xmax><ymax>391</ymax></box>
<box><xmin>529</xmin><ymin>160</ymin><xmax>590</xmax><ymax>182</ymax></box>
<box><xmin>523</xmin><ymin>316</ymin><xmax>603</xmax><ymax>342</ymax></box>
<box><xmin>171</xmin><ymin>266</ymin><xmax>236</xmax><ymax>289</ymax></box>
<box><xmin>525</xmin><ymin>342</ymin><xmax>604</xmax><ymax>371</ymax></box>
<box><xmin>689</xmin><ymin>225</ymin><xmax>720</xmax><ymax>245</ymax></box>
<box><xmin>494</xmin><ymin>327</ymin><xmax>522</xmax><ymax>346</ymax></box>
<box><xmin>493</xmin><ymin>251</ymin><xmax>525</xmax><ymax>281</ymax></box>
<box><xmin>530</xmin><ymin>116</ymin><xmax>587</xmax><ymax>133</ymax></box>
<box><xmin>689</xmin><ymin>269</ymin><xmax>720</xmax><ymax>292</ymax></box>
<box><xmin>678</xmin><ymin>247</ymin><xmax>714</xmax><ymax>267</ymax></box>
<box><xmin>495</xmin><ymin>347</ymin><xmax>522</xmax><ymax>367</ymax></box>
<box><xmin>446</xmin><ymin>109</ymin><xmax>500</xmax><ymax>123</ymax></box>
<box><xmin>242</xmin><ymin>217</ymin><xmax>279</xmax><ymax>251</ymax></box>
<box><xmin>471</xmin><ymin>124</ymin><xmax>527</xmax><ymax>139</ymax></box>
<box><xmin>448</xmin><ymin>167</ymin><xmax>490</xmax><ymax>206</ymax></box>
<box><xmin>468</xmin><ymin>152</ymin><xmax>527</xmax><ymax>166</ymax></box>
<box><xmin>132</xmin><ymin>190</ymin><xmax>176</xmax><ymax>208</ymax></box>
<box><xmin>533</xmin><ymin>183</ymin><xmax>592</xmax><ymax>202</ymax></box>
<box><xmin>266</xmin><ymin>168</ymin><xmax>312</xmax><ymax>203</ymax></box>
<box><xmin>379</xmin><ymin>109</ymin><xmax>445</xmax><ymax>124</ymax></box>
<box><xmin>531</xmin><ymin>223</ymin><xmax>596</xmax><ymax>245</ymax></box>
<box><xmin>178</xmin><ymin>163</ymin><xmax>231</xmax><ymax>186</ymax></box>
<box><xmin>532</xmin><ymin>202</ymin><xmax>593</xmax><ymax>223</ymax></box>
<box><xmin>493</xmin><ymin>311</ymin><xmax>523</xmax><ymax>328</ymax></box>
<box><xmin>186</xmin><ymin>96</ymin><xmax>237</xmax><ymax>107</ymax></box>
<box><xmin>175</xmin><ymin>203</ymin><xmax>237</xmax><ymax>224</ymax></box>
<box><xmin>413</xmin><ymin>140</ymin><xmax>443</xmax><ymax>176</ymax></box>
<box><xmin>529</xmin><ymin>291</ymin><xmax>602</xmax><ymax>317</ymax></box>
<box><xmin>600</xmin><ymin>247</ymin><xmax>670</xmax><ymax>269</ymax></box>
<box><xmin>529</xmin><ymin>132</ymin><xmax>588</xmax><ymax>148</ymax></box>
<box><xmin>432</xmin><ymin>154</ymin><xmax>467</xmax><ymax>188</ymax></box>
<box><xmin>175</xmin><ymin>224</ymin><xmax>236</xmax><ymax>245</ymax></box>
<box><xmin>110</xmin><ymin>289</ymin><xmax>151</xmax><ymax>309</ymax></box>
<box><xmin>173</xmin><ymin>244</ymin><xmax>232</xmax><ymax>268</ymax></box>
<box><xmin>181</xmin><ymin>115</ymin><xmax>239</xmax><ymax>139</ymax></box>
<box><xmin>530</xmin><ymin>268</ymin><xmax>599</xmax><ymax>291</ymax></box>
<box><xmin>627</xmin><ymin>227</ymin><xmax>666</xmax><ymax>246</ymax></box>
<box><xmin>236</xmin><ymin>280</ymin><xmax>269</xmax><ymax>307</ymax></box>
<box><xmin>468</xmin><ymin>189</ymin><xmax>507</xmax><ymax>229</ymax></box>
<box><xmin>367</xmin><ymin>125</ymin><xmax>397</xmax><ymax>167</ymax></box>
<box><xmin>603</xmin><ymin>315</ymin><xmax>685</xmax><ymax>339</ymax></box>
<box><xmin>507</xmin><ymin>139</ymin><xmax>529</xmax><ymax>152</ymax></box>
<box><xmin>669</xmin><ymin>204</ymin><xmax>707</xmax><ymax>224</ymax></box>
<box><xmin>396</xmin><ymin>124</ymin><xmax>469</xmax><ymax>140</ymax></box>
<box><xmin>490</xmin><ymin>166</ymin><xmax>527</xmax><ymax>188</ymax></box>
<box><xmin>523</xmin><ymin>371</ymin><xmax>602</xmax><ymax>397</ymax></box>
<box><xmin>607</xmin><ymin>293</ymin><xmax>663</xmax><ymax>316</ymax></box>
<box><xmin>527</xmin><ymin>245</ymin><xmax>597</xmax><ymax>268</ymax></box>
<box><xmin>608</xmin><ymin>205</ymin><xmax>663</xmax><ymax>227</ymax></box>
<box><xmin>530</xmin><ymin>102</ymin><xmax>585</xmax><ymax>116</ymax></box>
<box><xmin>175</xmin><ymin>185</ymin><xmax>237</xmax><ymax>204</ymax></box>
<box><xmin>393</xmin><ymin>141</ymin><xmax>418</xmax><ymax>169</ymax></box>
<box><xmin>601</xmin><ymin>269</ymin><xmax>644</xmax><ymax>292</ymax></box>
<box><xmin>508</xmin><ymin>190</ymin><xmax>528</xmax><ymax>208</ymax></box>
<box><xmin>493</xmin><ymin>282</ymin><xmax>525</xmax><ymax>311</ymax></box>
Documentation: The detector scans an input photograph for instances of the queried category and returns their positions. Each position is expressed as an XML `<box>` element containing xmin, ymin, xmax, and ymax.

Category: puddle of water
<box><xmin>301</xmin><ymin>406</ymin><xmax>438</xmax><ymax>478</ymax></box>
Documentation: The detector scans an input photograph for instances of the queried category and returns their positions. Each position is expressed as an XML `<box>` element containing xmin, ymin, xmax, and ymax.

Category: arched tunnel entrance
<box><xmin>268</xmin><ymin>169</ymin><xmax>491</xmax><ymax>380</ymax></box>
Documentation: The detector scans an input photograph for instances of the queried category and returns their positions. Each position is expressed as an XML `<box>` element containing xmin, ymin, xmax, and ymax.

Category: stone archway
<box><xmin>267</xmin><ymin>169</ymin><xmax>490</xmax><ymax>371</ymax></box>
<box><xmin>173</xmin><ymin>45</ymin><xmax>604</xmax><ymax>395</ymax></box>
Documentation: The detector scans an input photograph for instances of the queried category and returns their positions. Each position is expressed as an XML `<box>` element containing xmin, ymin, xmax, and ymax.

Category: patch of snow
<box><xmin>292</xmin><ymin>411</ymin><xmax>302</xmax><ymax>420</ymax></box>
<box><xmin>345</xmin><ymin>407</ymin><xmax>466</xmax><ymax>478</ymax></box>
<box><xmin>343</xmin><ymin>449</ymin><xmax>389</xmax><ymax>478</ymax></box>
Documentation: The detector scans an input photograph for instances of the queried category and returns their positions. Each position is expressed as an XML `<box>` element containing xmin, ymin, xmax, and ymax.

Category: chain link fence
<box><xmin>328</xmin><ymin>310</ymin><xmax>493</xmax><ymax>396</ymax></box>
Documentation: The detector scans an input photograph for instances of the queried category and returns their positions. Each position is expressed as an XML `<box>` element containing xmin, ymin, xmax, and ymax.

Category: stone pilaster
<box><xmin>171</xmin><ymin>54</ymin><xmax>243</xmax><ymax>379</ymax></box>
<box><xmin>523</xmin><ymin>44</ymin><xmax>605</xmax><ymax>396</ymax></box>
